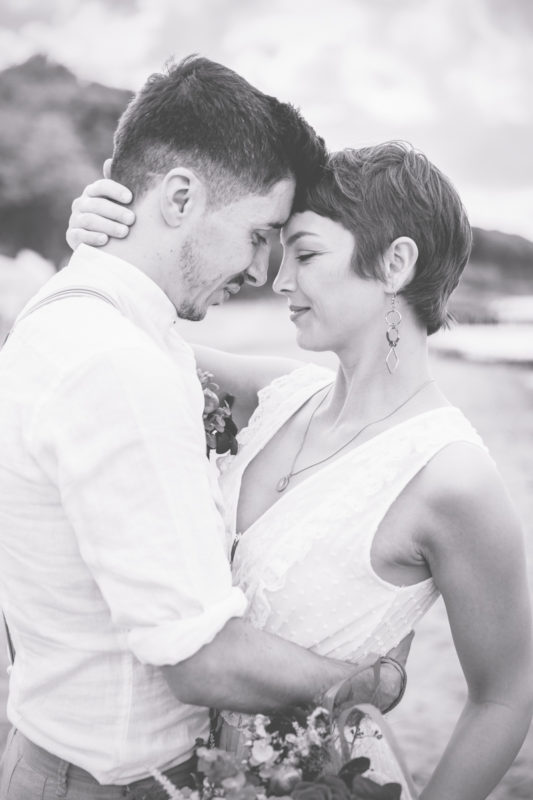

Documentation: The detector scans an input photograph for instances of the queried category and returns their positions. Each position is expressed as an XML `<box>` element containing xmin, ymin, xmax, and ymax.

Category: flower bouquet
<box><xmin>151</xmin><ymin>693</ymin><xmax>416</xmax><ymax>800</ymax></box>
<box><xmin>198</xmin><ymin>369</ymin><xmax>238</xmax><ymax>456</ymax></box>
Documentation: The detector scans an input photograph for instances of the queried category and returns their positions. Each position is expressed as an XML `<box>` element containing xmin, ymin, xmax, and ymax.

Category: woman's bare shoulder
<box><xmin>415</xmin><ymin>440</ymin><xmax>522</xmax><ymax>556</ymax></box>
<box><xmin>422</xmin><ymin>440</ymin><xmax>498</xmax><ymax>500</ymax></box>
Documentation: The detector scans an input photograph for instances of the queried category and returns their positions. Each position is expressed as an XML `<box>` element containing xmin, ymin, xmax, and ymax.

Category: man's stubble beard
<box><xmin>175</xmin><ymin>235</ymin><xmax>209</xmax><ymax>322</ymax></box>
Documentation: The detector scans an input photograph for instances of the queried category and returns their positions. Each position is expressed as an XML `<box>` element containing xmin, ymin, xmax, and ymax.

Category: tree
<box><xmin>0</xmin><ymin>55</ymin><xmax>130</xmax><ymax>264</ymax></box>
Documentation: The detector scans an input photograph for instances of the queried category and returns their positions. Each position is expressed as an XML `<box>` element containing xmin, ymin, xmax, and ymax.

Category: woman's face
<box><xmin>276</xmin><ymin>211</ymin><xmax>386</xmax><ymax>355</ymax></box>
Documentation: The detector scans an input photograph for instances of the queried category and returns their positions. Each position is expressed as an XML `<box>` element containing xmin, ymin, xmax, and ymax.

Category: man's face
<box><xmin>173</xmin><ymin>178</ymin><xmax>295</xmax><ymax>321</ymax></box>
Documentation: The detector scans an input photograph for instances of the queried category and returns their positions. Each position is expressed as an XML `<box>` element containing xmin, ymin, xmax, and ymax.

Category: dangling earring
<box><xmin>385</xmin><ymin>293</ymin><xmax>401</xmax><ymax>374</ymax></box>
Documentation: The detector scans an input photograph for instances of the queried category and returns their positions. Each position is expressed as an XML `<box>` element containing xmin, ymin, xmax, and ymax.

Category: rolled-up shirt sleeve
<box><xmin>28</xmin><ymin>344</ymin><xmax>247</xmax><ymax>665</ymax></box>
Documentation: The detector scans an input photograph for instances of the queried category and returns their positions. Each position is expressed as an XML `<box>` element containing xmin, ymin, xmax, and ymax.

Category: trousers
<box><xmin>0</xmin><ymin>729</ymin><xmax>197</xmax><ymax>800</ymax></box>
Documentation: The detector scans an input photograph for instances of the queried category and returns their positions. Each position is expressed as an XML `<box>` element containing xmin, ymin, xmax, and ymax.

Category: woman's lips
<box><xmin>289</xmin><ymin>305</ymin><xmax>310</xmax><ymax>321</ymax></box>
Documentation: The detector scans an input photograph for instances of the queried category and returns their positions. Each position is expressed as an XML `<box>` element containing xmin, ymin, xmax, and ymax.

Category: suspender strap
<box><xmin>3</xmin><ymin>612</ymin><xmax>15</xmax><ymax>666</ymax></box>
<box><xmin>15</xmin><ymin>287</ymin><xmax>120</xmax><ymax>327</ymax></box>
<box><xmin>2</xmin><ymin>285</ymin><xmax>121</xmax><ymax>666</ymax></box>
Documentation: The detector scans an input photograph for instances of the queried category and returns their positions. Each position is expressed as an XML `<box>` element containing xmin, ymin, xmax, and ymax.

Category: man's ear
<box><xmin>382</xmin><ymin>236</ymin><xmax>418</xmax><ymax>293</ymax></box>
<box><xmin>159</xmin><ymin>168</ymin><xmax>206</xmax><ymax>227</ymax></box>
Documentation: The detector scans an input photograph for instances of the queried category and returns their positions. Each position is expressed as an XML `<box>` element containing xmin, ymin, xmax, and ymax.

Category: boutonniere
<box><xmin>198</xmin><ymin>369</ymin><xmax>239</xmax><ymax>456</ymax></box>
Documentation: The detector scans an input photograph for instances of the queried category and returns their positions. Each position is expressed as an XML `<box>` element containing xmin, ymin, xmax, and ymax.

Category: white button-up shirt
<box><xmin>0</xmin><ymin>245</ymin><xmax>247</xmax><ymax>784</ymax></box>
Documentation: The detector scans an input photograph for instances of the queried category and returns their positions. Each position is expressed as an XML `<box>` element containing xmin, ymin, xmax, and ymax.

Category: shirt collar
<box><xmin>68</xmin><ymin>244</ymin><xmax>179</xmax><ymax>338</ymax></box>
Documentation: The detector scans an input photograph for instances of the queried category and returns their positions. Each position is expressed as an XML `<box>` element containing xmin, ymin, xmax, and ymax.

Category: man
<box><xmin>0</xmin><ymin>56</ymin><xmax>405</xmax><ymax>799</ymax></box>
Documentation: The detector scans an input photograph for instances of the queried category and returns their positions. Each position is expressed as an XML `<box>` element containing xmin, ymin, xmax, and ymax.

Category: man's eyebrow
<box><xmin>284</xmin><ymin>231</ymin><xmax>319</xmax><ymax>246</ymax></box>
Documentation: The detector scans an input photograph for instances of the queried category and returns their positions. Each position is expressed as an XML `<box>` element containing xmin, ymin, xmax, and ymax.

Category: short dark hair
<box><xmin>111</xmin><ymin>54</ymin><xmax>326</xmax><ymax>205</ymax></box>
<box><xmin>294</xmin><ymin>141</ymin><xmax>472</xmax><ymax>334</ymax></box>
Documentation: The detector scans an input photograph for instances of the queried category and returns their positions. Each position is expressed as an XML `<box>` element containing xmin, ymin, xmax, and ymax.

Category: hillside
<box><xmin>0</xmin><ymin>55</ymin><xmax>131</xmax><ymax>263</ymax></box>
<box><xmin>450</xmin><ymin>229</ymin><xmax>533</xmax><ymax>322</ymax></box>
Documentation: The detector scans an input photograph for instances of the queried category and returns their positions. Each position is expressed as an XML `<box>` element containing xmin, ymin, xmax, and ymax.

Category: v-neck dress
<box><xmin>216</xmin><ymin>364</ymin><xmax>488</xmax><ymax>791</ymax></box>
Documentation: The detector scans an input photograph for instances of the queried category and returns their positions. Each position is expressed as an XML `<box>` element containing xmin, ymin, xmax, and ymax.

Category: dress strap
<box><xmin>358</xmin><ymin>408</ymin><xmax>489</xmax><ymax>560</ymax></box>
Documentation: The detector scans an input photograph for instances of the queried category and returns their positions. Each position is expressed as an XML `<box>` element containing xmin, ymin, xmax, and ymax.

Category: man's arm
<box><xmin>164</xmin><ymin>618</ymin><xmax>356</xmax><ymax>712</ymax></box>
<box><xmin>163</xmin><ymin>618</ymin><xmax>409</xmax><ymax>713</ymax></box>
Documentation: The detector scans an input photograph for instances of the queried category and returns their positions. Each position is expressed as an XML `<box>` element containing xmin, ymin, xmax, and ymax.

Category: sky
<box><xmin>1</xmin><ymin>0</ymin><xmax>532</xmax><ymax>240</ymax></box>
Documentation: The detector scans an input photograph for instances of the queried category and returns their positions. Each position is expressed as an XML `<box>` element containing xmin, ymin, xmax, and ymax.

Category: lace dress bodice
<box><xmin>218</xmin><ymin>364</ymin><xmax>487</xmax><ymax>664</ymax></box>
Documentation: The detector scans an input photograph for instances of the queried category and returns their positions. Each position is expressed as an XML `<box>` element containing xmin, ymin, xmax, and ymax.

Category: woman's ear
<box><xmin>159</xmin><ymin>168</ymin><xmax>207</xmax><ymax>227</ymax></box>
<box><xmin>382</xmin><ymin>236</ymin><xmax>418</xmax><ymax>293</ymax></box>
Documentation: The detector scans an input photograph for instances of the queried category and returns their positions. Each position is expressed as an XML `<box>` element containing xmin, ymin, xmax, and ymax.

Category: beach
<box><xmin>1</xmin><ymin>300</ymin><xmax>532</xmax><ymax>797</ymax></box>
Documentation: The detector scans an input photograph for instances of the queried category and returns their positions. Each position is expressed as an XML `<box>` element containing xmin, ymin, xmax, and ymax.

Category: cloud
<box><xmin>0</xmin><ymin>0</ymin><xmax>159</xmax><ymax>88</ymax></box>
<box><xmin>0</xmin><ymin>25</ymin><xmax>35</xmax><ymax>66</ymax></box>
<box><xmin>0</xmin><ymin>0</ymin><xmax>531</xmax><ymax>238</ymax></box>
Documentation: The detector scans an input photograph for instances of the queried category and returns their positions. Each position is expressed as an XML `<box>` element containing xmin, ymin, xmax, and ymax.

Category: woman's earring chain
<box><xmin>385</xmin><ymin>293</ymin><xmax>402</xmax><ymax>374</ymax></box>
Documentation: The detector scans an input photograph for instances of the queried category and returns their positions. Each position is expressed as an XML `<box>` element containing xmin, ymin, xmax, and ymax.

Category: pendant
<box><xmin>276</xmin><ymin>475</ymin><xmax>291</xmax><ymax>492</ymax></box>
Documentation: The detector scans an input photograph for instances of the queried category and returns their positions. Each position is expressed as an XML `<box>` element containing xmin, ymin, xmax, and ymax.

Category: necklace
<box><xmin>275</xmin><ymin>378</ymin><xmax>435</xmax><ymax>492</ymax></box>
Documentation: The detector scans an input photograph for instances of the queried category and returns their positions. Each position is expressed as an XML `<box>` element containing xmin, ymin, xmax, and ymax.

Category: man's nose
<box><xmin>244</xmin><ymin>249</ymin><xmax>270</xmax><ymax>288</ymax></box>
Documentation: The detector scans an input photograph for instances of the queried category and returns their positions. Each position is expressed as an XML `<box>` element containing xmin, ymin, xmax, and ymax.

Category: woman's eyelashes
<box><xmin>295</xmin><ymin>251</ymin><xmax>319</xmax><ymax>263</ymax></box>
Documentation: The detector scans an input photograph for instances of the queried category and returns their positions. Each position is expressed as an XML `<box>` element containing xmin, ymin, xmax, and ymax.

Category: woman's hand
<box><xmin>66</xmin><ymin>162</ymin><xmax>135</xmax><ymax>250</ymax></box>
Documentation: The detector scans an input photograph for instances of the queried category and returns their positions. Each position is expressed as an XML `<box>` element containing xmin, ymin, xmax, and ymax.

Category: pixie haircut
<box><xmin>294</xmin><ymin>142</ymin><xmax>472</xmax><ymax>335</ymax></box>
<box><xmin>111</xmin><ymin>55</ymin><xmax>326</xmax><ymax>205</ymax></box>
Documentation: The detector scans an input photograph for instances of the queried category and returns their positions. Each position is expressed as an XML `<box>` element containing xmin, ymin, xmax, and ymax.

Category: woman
<box><xmin>67</xmin><ymin>141</ymin><xmax>533</xmax><ymax>800</ymax></box>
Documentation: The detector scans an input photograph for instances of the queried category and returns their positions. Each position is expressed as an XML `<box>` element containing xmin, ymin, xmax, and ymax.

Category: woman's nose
<box><xmin>272</xmin><ymin>259</ymin><xmax>296</xmax><ymax>295</ymax></box>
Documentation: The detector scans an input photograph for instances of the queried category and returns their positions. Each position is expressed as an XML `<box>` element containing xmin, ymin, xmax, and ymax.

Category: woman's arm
<box><xmin>417</xmin><ymin>443</ymin><xmax>533</xmax><ymax>800</ymax></box>
<box><xmin>194</xmin><ymin>344</ymin><xmax>303</xmax><ymax>428</ymax></box>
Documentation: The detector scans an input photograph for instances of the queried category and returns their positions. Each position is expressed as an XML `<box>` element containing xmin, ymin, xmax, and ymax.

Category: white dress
<box><xmin>216</xmin><ymin>364</ymin><xmax>488</xmax><ymax>796</ymax></box>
